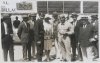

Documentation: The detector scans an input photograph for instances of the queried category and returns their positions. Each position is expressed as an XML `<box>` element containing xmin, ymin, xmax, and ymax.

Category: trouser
<box><xmin>54</xmin><ymin>38</ymin><xmax>61</xmax><ymax>58</ymax></box>
<box><xmin>77</xmin><ymin>43</ymin><xmax>83</xmax><ymax>60</ymax></box>
<box><xmin>81</xmin><ymin>46</ymin><xmax>94</xmax><ymax>61</ymax></box>
<box><xmin>22</xmin><ymin>42</ymin><xmax>31</xmax><ymax>60</ymax></box>
<box><xmin>29</xmin><ymin>30</ymin><xmax>35</xmax><ymax>58</ymax></box>
<box><xmin>36</xmin><ymin>39</ymin><xmax>44</xmax><ymax>61</ymax></box>
<box><xmin>32</xmin><ymin>41</ymin><xmax>36</xmax><ymax>58</ymax></box>
<box><xmin>92</xmin><ymin>41</ymin><xmax>99</xmax><ymax>58</ymax></box>
<box><xmin>3</xmin><ymin>44</ymin><xmax>14</xmax><ymax>61</ymax></box>
<box><xmin>58</xmin><ymin>36</ymin><xmax>71</xmax><ymax>61</ymax></box>
<box><xmin>71</xmin><ymin>35</ymin><xmax>77</xmax><ymax>58</ymax></box>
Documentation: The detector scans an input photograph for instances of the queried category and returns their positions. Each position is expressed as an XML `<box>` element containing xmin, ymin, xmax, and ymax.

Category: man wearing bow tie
<box><xmin>58</xmin><ymin>14</ymin><xmax>74</xmax><ymax>61</ymax></box>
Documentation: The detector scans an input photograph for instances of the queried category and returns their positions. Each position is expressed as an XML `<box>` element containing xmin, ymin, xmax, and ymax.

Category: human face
<box><xmin>60</xmin><ymin>17</ymin><xmax>65</xmax><ymax>23</ymax></box>
<box><xmin>72</xmin><ymin>17</ymin><xmax>77</xmax><ymax>21</ymax></box>
<box><xmin>82</xmin><ymin>20</ymin><xmax>87</xmax><ymax>25</ymax></box>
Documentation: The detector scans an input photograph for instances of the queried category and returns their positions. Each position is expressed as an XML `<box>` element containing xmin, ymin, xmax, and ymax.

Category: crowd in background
<box><xmin>1</xmin><ymin>12</ymin><xmax>99</xmax><ymax>62</ymax></box>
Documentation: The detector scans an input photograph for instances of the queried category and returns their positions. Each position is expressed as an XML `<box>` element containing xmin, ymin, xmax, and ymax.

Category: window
<box><xmin>83</xmin><ymin>1</ymin><xmax>98</xmax><ymax>13</ymax></box>
<box><xmin>37</xmin><ymin>1</ymin><xmax>47</xmax><ymax>13</ymax></box>
<box><xmin>64</xmin><ymin>1</ymin><xmax>80</xmax><ymax>13</ymax></box>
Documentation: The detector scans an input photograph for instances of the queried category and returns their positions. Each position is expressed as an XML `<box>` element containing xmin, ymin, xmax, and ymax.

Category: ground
<box><xmin>5</xmin><ymin>45</ymin><xmax>100</xmax><ymax>62</ymax></box>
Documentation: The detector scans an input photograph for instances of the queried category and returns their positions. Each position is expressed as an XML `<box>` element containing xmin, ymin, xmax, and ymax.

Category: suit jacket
<box><xmin>34</xmin><ymin>19</ymin><xmax>44</xmax><ymax>42</ymax></box>
<box><xmin>1</xmin><ymin>22</ymin><xmax>13</xmax><ymax>49</ymax></box>
<box><xmin>78</xmin><ymin>24</ymin><xmax>94</xmax><ymax>47</ymax></box>
<box><xmin>13</xmin><ymin>20</ymin><xmax>20</xmax><ymax>28</ymax></box>
<box><xmin>70</xmin><ymin>20</ymin><xmax>82</xmax><ymax>43</ymax></box>
<box><xmin>17</xmin><ymin>21</ymin><xmax>29</xmax><ymax>43</ymax></box>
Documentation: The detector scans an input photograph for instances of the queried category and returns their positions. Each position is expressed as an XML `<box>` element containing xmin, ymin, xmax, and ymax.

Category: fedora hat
<box><xmin>71</xmin><ymin>13</ymin><xmax>78</xmax><ymax>18</ymax></box>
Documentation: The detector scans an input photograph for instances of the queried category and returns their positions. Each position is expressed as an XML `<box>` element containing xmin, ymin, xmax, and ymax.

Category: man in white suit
<box><xmin>58</xmin><ymin>14</ymin><xmax>74</xmax><ymax>61</ymax></box>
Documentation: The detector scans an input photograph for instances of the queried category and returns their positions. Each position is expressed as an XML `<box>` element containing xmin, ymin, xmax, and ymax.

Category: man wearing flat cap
<box><xmin>27</xmin><ymin>13</ymin><xmax>37</xmax><ymax>60</ymax></box>
<box><xmin>58</xmin><ymin>14</ymin><xmax>74</xmax><ymax>61</ymax></box>
<box><xmin>1</xmin><ymin>16</ymin><xmax>14</xmax><ymax>61</ymax></box>
<box><xmin>91</xmin><ymin>15</ymin><xmax>99</xmax><ymax>60</ymax></box>
<box><xmin>17</xmin><ymin>15</ymin><xmax>30</xmax><ymax>61</ymax></box>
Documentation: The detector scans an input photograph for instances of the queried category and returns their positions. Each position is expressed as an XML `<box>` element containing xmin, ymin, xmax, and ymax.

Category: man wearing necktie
<box><xmin>1</xmin><ymin>16</ymin><xmax>14</xmax><ymax>61</ymax></box>
<box><xmin>17</xmin><ymin>16</ymin><xmax>30</xmax><ymax>61</ymax></box>
<box><xmin>78</xmin><ymin>17</ymin><xmax>95</xmax><ymax>61</ymax></box>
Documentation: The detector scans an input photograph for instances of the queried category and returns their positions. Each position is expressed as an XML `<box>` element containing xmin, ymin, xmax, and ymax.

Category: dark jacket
<box><xmin>17</xmin><ymin>21</ymin><xmax>30</xmax><ymax>43</ymax></box>
<box><xmin>78</xmin><ymin>24</ymin><xmax>94</xmax><ymax>47</ymax></box>
<box><xmin>1</xmin><ymin>22</ymin><xmax>13</xmax><ymax>49</ymax></box>
<box><xmin>34</xmin><ymin>19</ymin><xmax>44</xmax><ymax>42</ymax></box>
<box><xmin>13</xmin><ymin>20</ymin><xmax>20</xmax><ymax>28</ymax></box>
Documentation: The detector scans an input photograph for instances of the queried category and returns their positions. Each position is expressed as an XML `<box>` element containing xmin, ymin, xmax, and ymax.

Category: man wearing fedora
<box><xmin>17</xmin><ymin>16</ymin><xmax>30</xmax><ymax>61</ymax></box>
<box><xmin>1</xmin><ymin>16</ymin><xmax>14</xmax><ymax>61</ymax></box>
<box><xmin>35</xmin><ymin>13</ymin><xmax>45</xmax><ymax>61</ymax></box>
<box><xmin>78</xmin><ymin>17</ymin><xmax>95</xmax><ymax>61</ymax></box>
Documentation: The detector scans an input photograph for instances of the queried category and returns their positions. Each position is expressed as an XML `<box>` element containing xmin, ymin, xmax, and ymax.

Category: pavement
<box><xmin>5</xmin><ymin>45</ymin><xmax>100</xmax><ymax>62</ymax></box>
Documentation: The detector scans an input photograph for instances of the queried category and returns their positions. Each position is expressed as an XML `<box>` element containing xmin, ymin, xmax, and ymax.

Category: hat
<box><xmin>39</xmin><ymin>13</ymin><xmax>45</xmax><ymax>17</ymax></box>
<box><xmin>71</xmin><ymin>13</ymin><xmax>78</xmax><ymax>18</ymax></box>
<box><xmin>45</xmin><ymin>17</ymin><xmax>51</xmax><ymax>20</ymax></box>
<box><xmin>28</xmin><ymin>13</ymin><xmax>37</xmax><ymax>17</ymax></box>
<box><xmin>59</xmin><ymin>14</ymin><xmax>66</xmax><ymax>18</ymax></box>
<box><xmin>3</xmin><ymin>16</ymin><xmax>9</xmax><ymax>21</ymax></box>
<box><xmin>80</xmin><ymin>17</ymin><xmax>88</xmax><ymax>21</ymax></box>
<box><xmin>53</xmin><ymin>12</ymin><xmax>58</xmax><ymax>16</ymax></box>
<box><xmin>45</xmin><ymin>14</ymin><xmax>51</xmax><ymax>20</ymax></box>
<box><xmin>91</xmin><ymin>15</ymin><xmax>98</xmax><ymax>19</ymax></box>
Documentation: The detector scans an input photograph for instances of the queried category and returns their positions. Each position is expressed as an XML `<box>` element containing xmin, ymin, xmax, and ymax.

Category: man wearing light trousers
<box><xmin>58</xmin><ymin>14</ymin><xmax>74</xmax><ymax>61</ymax></box>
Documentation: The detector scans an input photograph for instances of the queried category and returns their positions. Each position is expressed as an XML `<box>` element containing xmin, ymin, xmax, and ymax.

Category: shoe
<box><xmin>28</xmin><ymin>59</ymin><xmax>31</xmax><ymax>61</ymax></box>
<box><xmin>63</xmin><ymin>59</ymin><xmax>67</xmax><ymax>62</ymax></box>
<box><xmin>71</xmin><ymin>58</ymin><xmax>76</xmax><ymax>61</ymax></box>
<box><xmin>93</xmin><ymin>56</ymin><xmax>99</xmax><ymax>60</ymax></box>
<box><xmin>79</xmin><ymin>58</ymin><xmax>83</xmax><ymax>61</ymax></box>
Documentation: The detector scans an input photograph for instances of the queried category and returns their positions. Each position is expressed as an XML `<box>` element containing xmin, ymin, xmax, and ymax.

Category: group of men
<box><xmin>1</xmin><ymin>12</ymin><xmax>99</xmax><ymax>62</ymax></box>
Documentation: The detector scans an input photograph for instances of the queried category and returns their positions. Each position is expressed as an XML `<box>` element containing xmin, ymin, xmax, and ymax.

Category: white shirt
<box><xmin>28</xmin><ymin>20</ymin><xmax>34</xmax><ymax>29</ymax></box>
<box><xmin>3</xmin><ymin>22</ymin><xmax>8</xmax><ymax>34</ymax></box>
<box><xmin>23</xmin><ymin>21</ymin><xmax>27</xmax><ymax>28</ymax></box>
<box><xmin>58</xmin><ymin>21</ymin><xmax>74</xmax><ymax>35</ymax></box>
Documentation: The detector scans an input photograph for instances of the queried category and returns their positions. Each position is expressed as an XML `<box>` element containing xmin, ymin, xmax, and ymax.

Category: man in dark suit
<box><xmin>78</xmin><ymin>17</ymin><xmax>94</xmax><ymax>61</ymax></box>
<box><xmin>34</xmin><ymin>13</ymin><xmax>45</xmax><ymax>62</ymax></box>
<box><xmin>1</xmin><ymin>16</ymin><xmax>14</xmax><ymax>61</ymax></box>
<box><xmin>13</xmin><ymin>16</ymin><xmax>20</xmax><ymax>28</ymax></box>
<box><xmin>70</xmin><ymin>13</ymin><xmax>83</xmax><ymax>61</ymax></box>
<box><xmin>17</xmin><ymin>16</ymin><xmax>30</xmax><ymax>61</ymax></box>
<box><xmin>27</xmin><ymin>14</ymin><xmax>37</xmax><ymax>60</ymax></box>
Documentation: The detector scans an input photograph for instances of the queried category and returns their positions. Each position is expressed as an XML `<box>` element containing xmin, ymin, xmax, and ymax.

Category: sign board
<box><xmin>16</xmin><ymin>2</ymin><xmax>32</xmax><ymax>10</ymax></box>
<box><xmin>1</xmin><ymin>0</ymin><xmax>37</xmax><ymax>13</ymax></box>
